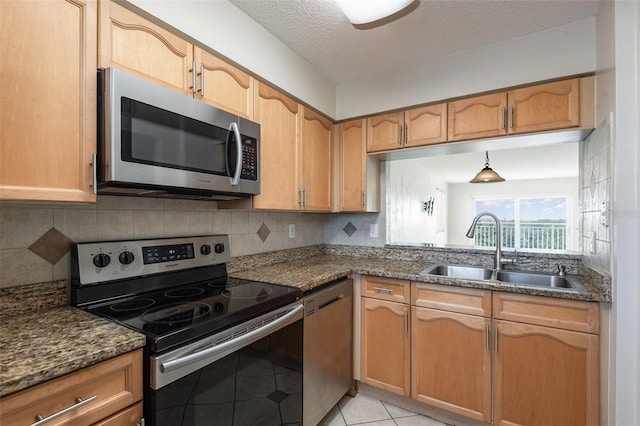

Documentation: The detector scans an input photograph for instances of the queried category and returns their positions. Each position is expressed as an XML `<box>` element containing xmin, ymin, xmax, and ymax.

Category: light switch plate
<box><xmin>369</xmin><ymin>224</ymin><xmax>378</xmax><ymax>238</ymax></box>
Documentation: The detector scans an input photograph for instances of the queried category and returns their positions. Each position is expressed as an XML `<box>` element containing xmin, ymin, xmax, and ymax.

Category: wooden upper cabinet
<box><xmin>195</xmin><ymin>48</ymin><xmax>254</xmax><ymax>119</ymax></box>
<box><xmin>99</xmin><ymin>1</ymin><xmax>193</xmax><ymax>95</ymax></box>
<box><xmin>448</xmin><ymin>78</ymin><xmax>585</xmax><ymax>142</ymax></box>
<box><xmin>99</xmin><ymin>1</ymin><xmax>255</xmax><ymax>119</ymax></box>
<box><xmin>300</xmin><ymin>107</ymin><xmax>332</xmax><ymax>211</ymax></box>
<box><xmin>508</xmin><ymin>78</ymin><xmax>580</xmax><ymax>135</ymax></box>
<box><xmin>252</xmin><ymin>83</ymin><xmax>300</xmax><ymax>210</ymax></box>
<box><xmin>367</xmin><ymin>112</ymin><xmax>404</xmax><ymax>152</ymax></box>
<box><xmin>404</xmin><ymin>104</ymin><xmax>447</xmax><ymax>147</ymax></box>
<box><xmin>339</xmin><ymin>119</ymin><xmax>366</xmax><ymax>211</ymax></box>
<box><xmin>448</xmin><ymin>92</ymin><xmax>508</xmax><ymax>142</ymax></box>
<box><xmin>367</xmin><ymin>105</ymin><xmax>447</xmax><ymax>152</ymax></box>
<box><xmin>0</xmin><ymin>0</ymin><xmax>97</xmax><ymax>202</ymax></box>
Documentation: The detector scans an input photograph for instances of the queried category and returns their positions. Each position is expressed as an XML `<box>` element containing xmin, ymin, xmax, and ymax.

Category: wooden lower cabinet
<box><xmin>411</xmin><ymin>307</ymin><xmax>492</xmax><ymax>423</ymax></box>
<box><xmin>493</xmin><ymin>320</ymin><xmax>599</xmax><ymax>426</ymax></box>
<box><xmin>360</xmin><ymin>297</ymin><xmax>411</xmax><ymax>396</ymax></box>
<box><xmin>0</xmin><ymin>350</ymin><xmax>143</xmax><ymax>426</ymax></box>
<box><xmin>361</xmin><ymin>282</ymin><xmax>600</xmax><ymax>426</ymax></box>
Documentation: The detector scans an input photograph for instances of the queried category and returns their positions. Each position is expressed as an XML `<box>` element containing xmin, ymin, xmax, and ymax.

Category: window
<box><xmin>474</xmin><ymin>197</ymin><xmax>569</xmax><ymax>251</ymax></box>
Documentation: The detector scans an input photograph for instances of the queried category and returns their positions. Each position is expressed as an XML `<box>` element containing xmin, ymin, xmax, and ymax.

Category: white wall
<box><xmin>611</xmin><ymin>1</ymin><xmax>640</xmax><ymax>424</ymax></box>
<box><xmin>387</xmin><ymin>160</ymin><xmax>448</xmax><ymax>245</ymax></box>
<box><xmin>128</xmin><ymin>0</ymin><xmax>336</xmax><ymax>117</ymax></box>
<box><xmin>336</xmin><ymin>19</ymin><xmax>596</xmax><ymax>119</ymax></box>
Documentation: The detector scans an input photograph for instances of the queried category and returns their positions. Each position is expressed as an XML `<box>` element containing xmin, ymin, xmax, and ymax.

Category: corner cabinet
<box><xmin>99</xmin><ymin>1</ymin><xmax>255</xmax><ymax>119</ymax></box>
<box><xmin>300</xmin><ymin>107</ymin><xmax>333</xmax><ymax>211</ymax></box>
<box><xmin>366</xmin><ymin>104</ymin><xmax>447</xmax><ymax>153</ymax></box>
<box><xmin>0</xmin><ymin>0</ymin><xmax>97</xmax><ymax>202</ymax></box>
<box><xmin>360</xmin><ymin>276</ymin><xmax>411</xmax><ymax>396</ymax></box>
<box><xmin>448</xmin><ymin>77</ymin><xmax>592</xmax><ymax>142</ymax></box>
<box><xmin>250</xmin><ymin>83</ymin><xmax>332</xmax><ymax>211</ymax></box>
<box><xmin>0</xmin><ymin>350</ymin><xmax>143</xmax><ymax>426</ymax></box>
<box><xmin>338</xmin><ymin>119</ymin><xmax>380</xmax><ymax>212</ymax></box>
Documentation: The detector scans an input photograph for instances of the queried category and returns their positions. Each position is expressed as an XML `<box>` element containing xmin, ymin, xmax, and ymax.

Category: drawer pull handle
<box><xmin>31</xmin><ymin>395</ymin><xmax>97</xmax><ymax>426</ymax></box>
<box><xmin>373</xmin><ymin>287</ymin><xmax>394</xmax><ymax>294</ymax></box>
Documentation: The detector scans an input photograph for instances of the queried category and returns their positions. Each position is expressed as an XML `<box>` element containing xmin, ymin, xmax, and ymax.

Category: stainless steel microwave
<box><xmin>97</xmin><ymin>68</ymin><xmax>260</xmax><ymax>200</ymax></box>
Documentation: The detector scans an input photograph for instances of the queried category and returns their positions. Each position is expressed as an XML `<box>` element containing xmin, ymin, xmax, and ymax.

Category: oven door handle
<box><xmin>159</xmin><ymin>303</ymin><xmax>303</xmax><ymax>373</ymax></box>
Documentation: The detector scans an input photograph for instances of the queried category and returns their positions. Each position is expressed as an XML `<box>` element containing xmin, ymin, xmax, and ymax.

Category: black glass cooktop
<box><xmin>85</xmin><ymin>277</ymin><xmax>302</xmax><ymax>353</ymax></box>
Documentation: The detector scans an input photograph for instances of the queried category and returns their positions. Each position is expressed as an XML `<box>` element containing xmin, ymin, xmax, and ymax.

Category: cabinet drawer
<box><xmin>412</xmin><ymin>283</ymin><xmax>491</xmax><ymax>317</ymax></box>
<box><xmin>92</xmin><ymin>401</ymin><xmax>143</xmax><ymax>426</ymax></box>
<box><xmin>493</xmin><ymin>292</ymin><xmax>599</xmax><ymax>334</ymax></box>
<box><xmin>361</xmin><ymin>276</ymin><xmax>410</xmax><ymax>303</ymax></box>
<box><xmin>0</xmin><ymin>350</ymin><xmax>143</xmax><ymax>426</ymax></box>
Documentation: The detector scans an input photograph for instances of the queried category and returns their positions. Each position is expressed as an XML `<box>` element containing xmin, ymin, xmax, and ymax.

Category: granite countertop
<box><xmin>230</xmin><ymin>254</ymin><xmax>609</xmax><ymax>302</ymax></box>
<box><xmin>0</xmin><ymin>306</ymin><xmax>145</xmax><ymax>398</ymax></box>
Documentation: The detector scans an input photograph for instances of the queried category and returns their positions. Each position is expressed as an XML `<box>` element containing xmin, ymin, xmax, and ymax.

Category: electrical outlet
<box><xmin>289</xmin><ymin>224</ymin><xmax>296</xmax><ymax>239</ymax></box>
<box><xmin>369</xmin><ymin>224</ymin><xmax>379</xmax><ymax>238</ymax></box>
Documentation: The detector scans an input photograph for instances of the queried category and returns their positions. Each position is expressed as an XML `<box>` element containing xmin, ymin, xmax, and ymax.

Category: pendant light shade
<box><xmin>469</xmin><ymin>151</ymin><xmax>505</xmax><ymax>183</ymax></box>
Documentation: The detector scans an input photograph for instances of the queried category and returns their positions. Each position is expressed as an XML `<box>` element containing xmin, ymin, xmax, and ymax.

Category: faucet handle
<box><xmin>556</xmin><ymin>264</ymin><xmax>567</xmax><ymax>276</ymax></box>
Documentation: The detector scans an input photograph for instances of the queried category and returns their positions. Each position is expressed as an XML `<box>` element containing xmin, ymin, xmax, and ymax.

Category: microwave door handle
<box><xmin>228</xmin><ymin>122</ymin><xmax>242</xmax><ymax>186</ymax></box>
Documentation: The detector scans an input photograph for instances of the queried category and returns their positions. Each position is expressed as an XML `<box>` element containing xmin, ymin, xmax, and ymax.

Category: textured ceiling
<box><xmin>228</xmin><ymin>0</ymin><xmax>600</xmax><ymax>84</ymax></box>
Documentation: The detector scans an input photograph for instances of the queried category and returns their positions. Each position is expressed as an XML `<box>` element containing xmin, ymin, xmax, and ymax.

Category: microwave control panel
<box><xmin>241</xmin><ymin>137</ymin><xmax>258</xmax><ymax>180</ymax></box>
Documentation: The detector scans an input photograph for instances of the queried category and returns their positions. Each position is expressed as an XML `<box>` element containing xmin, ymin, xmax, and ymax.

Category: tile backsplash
<box><xmin>579</xmin><ymin>116</ymin><xmax>612</xmax><ymax>273</ymax></box>
<box><xmin>0</xmin><ymin>196</ymin><xmax>325</xmax><ymax>288</ymax></box>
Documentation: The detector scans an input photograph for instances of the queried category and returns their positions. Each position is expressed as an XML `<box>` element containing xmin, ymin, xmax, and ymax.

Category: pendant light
<box><xmin>469</xmin><ymin>151</ymin><xmax>505</xmax><ymax>183</ymax></box>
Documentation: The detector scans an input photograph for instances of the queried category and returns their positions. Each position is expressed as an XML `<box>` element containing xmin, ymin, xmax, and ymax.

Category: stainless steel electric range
<box><xmin>70</xmin><ymin>235</ymin><xmax>303</xmax><ymax>426</ymax></box>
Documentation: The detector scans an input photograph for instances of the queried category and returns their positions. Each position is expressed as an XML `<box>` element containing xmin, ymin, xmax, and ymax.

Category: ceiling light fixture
<box><xmin>469</xmin><ymin>151</ymin><xmax>505</xmax><ymax>183</ymax></box>
<box><xmin>335</xmin><ymin>0</ymin><xmax>418</xmax><ymax>29</ymax></box>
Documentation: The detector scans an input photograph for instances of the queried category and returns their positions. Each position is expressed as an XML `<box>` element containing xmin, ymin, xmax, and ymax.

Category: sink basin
<box><xmin>496</xmin><ymin>270</ymin><xmax>586</xmax><ymax>291</ymax></box>
<box><xmin>420</xmin><ymin>264</ymin><xmax>587</xmax><ymax>292</ymax></box>
<box><xmin>420</xmin><ymin>264</ymin><xmax>493</xmax><ymax>281</ymax></box>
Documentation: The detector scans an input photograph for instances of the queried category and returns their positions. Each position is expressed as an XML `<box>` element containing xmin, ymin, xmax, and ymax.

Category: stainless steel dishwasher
<box><xmin>303</xmin><ymin>279</ymin><xmax>353</xmax><ymax>426</ymax></box>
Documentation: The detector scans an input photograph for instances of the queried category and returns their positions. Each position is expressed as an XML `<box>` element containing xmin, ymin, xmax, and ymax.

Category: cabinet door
<box><xmin>99</xmin><ymin>1</ymin><xmax>193</xmax><ymax>95</ymax></box>
<box><xmin>508</xmin><ymin>78</ymin><xmax>580</xmax><ymax>135</ymax></box>
<box><xmin>300</xmin><ymin>107</ymin><xmax>332</xmax><ymax>211</ymax></box>
<box><xmin>447</xmin><ymin>92</ymin><xmax>508</xmax><ymax>141</ymax></box>
<box><xmin>360</xmin><ymin>298</ymin><xmax>410</xmax><ymax>396</ymax></box>
<box><xmin>252</xmin><ymin>83</ymin><xmax>300</xmax><ymax>210</ymax></box>
<box><xmin>0</xmin><ymin>0</ymin><xmax>97</xmax><ymax>202</ymax></box>
<box><xmin>367</xmin><ymin>112</ymin><xmax>403</xmax><ymax>152</ymax></box>
<box><xmin>339</xmin><ymin>119</ymin><xmax>367</xmax><ymax>211</ymax></box>
<box><xmin>405</xmin><ymin>104</ymin><xmax>447</xmax><ymax>147</ymax></box>
<box><xmin>195</xmin><ymin>48</ymin><xmax>255</xmax><ymax>119</ymax></box>
<box><xmin>412</xmin><ymin>307</ymin><xmax>492</xmax><ymax>423</ymax></box>
<box><xmin>494</xmin><ymin>320</ymin><xmax>599</xmax><ymax>426</ymax></box>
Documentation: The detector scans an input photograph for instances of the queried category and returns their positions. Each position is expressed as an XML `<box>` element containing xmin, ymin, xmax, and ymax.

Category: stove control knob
<box><xmin>214</xmin><ymin>243</ymin><xmax>225</xmax><ymax>254</ymax></box>
<box><xmin>200</xmin><ymin>244</ymin><xmax>212</xmax><ymax>255</ymax></box>
<box><xmin>119</xmin><ymin>251</ymin><xmax>135</xmax><ymax>265</ymax></box>
<box><xmin>92</xmin><ymin>253</ymin><xmax>111</xmax><ymax>268</ymax></box>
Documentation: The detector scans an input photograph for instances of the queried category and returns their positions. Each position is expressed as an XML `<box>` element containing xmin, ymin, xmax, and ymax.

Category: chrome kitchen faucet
<box><xmin>466</xmin><ymin>212</ymin><xmax>516</xmax><ymax>270</ymax></box>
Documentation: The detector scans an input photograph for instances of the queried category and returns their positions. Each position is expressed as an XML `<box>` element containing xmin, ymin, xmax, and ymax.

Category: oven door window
<box><xmin>148</xmin><ymin>319</ymin><xmax>303</xmax><ymax>426</ymax></box>
<box><xmin>120</xmin><ymin>97</ymin><xmax>237</xmax><ymax>177</ymax></box>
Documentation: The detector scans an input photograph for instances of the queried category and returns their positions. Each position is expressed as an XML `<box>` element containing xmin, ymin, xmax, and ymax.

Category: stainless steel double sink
<box><xmin>420</xmin><ymin>264</ymin><xmax>587</xmax><ymax>292</ymax></box>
